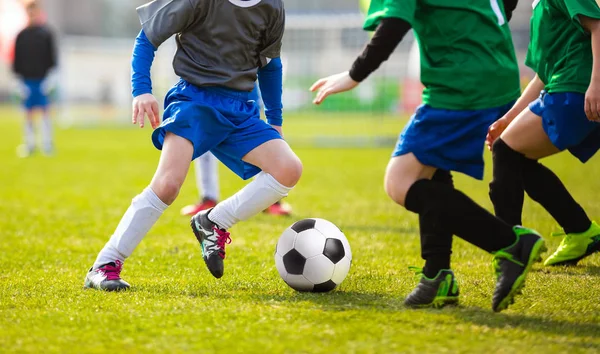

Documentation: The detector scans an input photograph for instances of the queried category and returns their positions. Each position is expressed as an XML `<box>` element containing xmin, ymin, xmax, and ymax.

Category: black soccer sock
<box><xmin>489</xmin><ymin>139</ymin><xmax>525</xmax><ymax>226</ymax></box>
<box><xmin>522</xmin><ymin>158</ymin><xmax>591</xmax><ymax>234</ymax></box>
<box><xmin>405</xmin><ymin>179</ymin><xmax>517</xmax><ymax>254</ymax></box>
<box><xmin>420</xmin><ymin>169</ymin><xmax>453</xmax><ymax>278</ymax></box>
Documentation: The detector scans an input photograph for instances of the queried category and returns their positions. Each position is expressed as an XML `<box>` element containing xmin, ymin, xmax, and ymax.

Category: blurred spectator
<box><xmin>13</xmin><ymin>0</ymin><xmax>56</xmax><ymax>156</ymax></box>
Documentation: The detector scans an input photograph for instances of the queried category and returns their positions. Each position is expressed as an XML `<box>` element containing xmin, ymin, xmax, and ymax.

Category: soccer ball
<box><xmin>275</xmin><ymin>218</ymin><xmax>352</xmax><ymax>292</ymax></box>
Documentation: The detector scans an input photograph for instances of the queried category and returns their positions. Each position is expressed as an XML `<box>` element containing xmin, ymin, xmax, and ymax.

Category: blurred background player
<box><xmin>311</xmin><ymin>0</ymin><xmax>545</xmax><ymax>312</ymax></box>
<box><xmin>12</xmin><ymin>0</ymin><xmax>56</xmax><ymax>157</ymax></box>
<box><xmin>181</xmin><ymin>82</ymin><xmax>293</xmax><ymax>217</ymax></box>
<box><xmin>85</xmin><ymin>0</ymin><xmax>301</xmax><ymax>291</ymax></box>
<box><xmin>487</xmin><ymin>0</ymin><xmax>600</xmax><ymax>266</ymax></box>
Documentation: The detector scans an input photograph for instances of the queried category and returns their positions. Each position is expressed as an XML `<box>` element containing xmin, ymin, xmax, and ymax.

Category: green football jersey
<box><xmin>525</xmin><ymin>0</ymin><xmax>600</xmax><ymax>94</ymax></box>
<box><xmin>363</xmin><ymin>0</ymin><xmax>520</xmax><ymax>110</ymax></box>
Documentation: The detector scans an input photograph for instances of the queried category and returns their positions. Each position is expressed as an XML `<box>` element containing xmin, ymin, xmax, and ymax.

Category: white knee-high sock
<box><xmin>208</xmin><ymin>172</ymin><xmax>292</xmax><ymax>229</ymax></box>
<box><xmin>195</xmin><ymin>152</ymin><xmax>219</xmax><ymax>201</ymax></box>
<box><xmin>24</xmin><ymin>118</ymin><xmax>35</xmax><ymax>151</ymax></box>
<box><xmin>93</xmin><ymin>187</ymin><xmax>168</xmax><ymax>269</ymax></box>
<box><xmin>41</xmin><ymin>112</ymin><xmax>53</xmax><ymax>151</ymax></box>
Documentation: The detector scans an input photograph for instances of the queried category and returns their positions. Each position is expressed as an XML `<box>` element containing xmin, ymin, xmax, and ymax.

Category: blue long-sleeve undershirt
<box><xmin>258</xmin><ymin>58</ymin><xmax>283</xmax><ymax>126</ymax></box>
<box><xmin>131</xmin><ymin>30</ymin><xmax>283</xmax><ymax>126</ymax></box>
<box><xmin>131</xmin><ymin>30</ymin><xmax>156</xmax><ymax>97</ymax></box>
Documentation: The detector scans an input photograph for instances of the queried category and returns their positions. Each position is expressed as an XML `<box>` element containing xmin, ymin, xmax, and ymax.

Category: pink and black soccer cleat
<box><xmin>84</xmin><ymin>260</ymin><xmax>130</xmax><ymax>291</ymax></box>
<box><xmin>190</xmin><ymin>209</ymin><xmax>232</xmax><ymax>279</ymax></box>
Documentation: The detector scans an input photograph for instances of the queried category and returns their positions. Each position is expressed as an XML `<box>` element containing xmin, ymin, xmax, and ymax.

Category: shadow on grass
<box><xmin>533</xmin><ymin>264</ymin><xmax>600</xmax><ymax>276</ymax></box>
<box><xmin>451</xmin><ymin>307</ymin><xmax>600</xmax><ymax>341</ymax></box>
<box><xmin>252</xmin><ymin>290</ymin><xmax>405</xmax><ymax>312</ymax></box>
<box><xmin>252</xmin><ymin>291</ymin><xmax>600</xmax><ymax>340</ymax></box>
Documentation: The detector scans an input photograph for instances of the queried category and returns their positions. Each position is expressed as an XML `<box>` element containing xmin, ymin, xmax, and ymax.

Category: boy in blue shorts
<box><xmin>84</xmin><ymin>0</ymin><xmax>302</xmax><ymax>290</ymax></box>
<box><xmin>487</xmin><ymin>0</ymin><xmax>600</xmax><ymax>267</ymax></box>
<box><xmin>12</xmin><ymin>0</ymin><xmax>56</xmax><ymax>156</ymax></box>
<box><xmin>311</xmin><ymin>0</ymin><xmax>545</xmax><ymax>312</ymax></box>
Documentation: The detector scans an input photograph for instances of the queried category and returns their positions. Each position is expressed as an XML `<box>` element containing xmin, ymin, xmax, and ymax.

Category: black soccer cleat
<box><xmin>492</xmin><ymin>227</ymin><xmax>546</xmax><ymax>312</ymax></box>
<box><xmin>404</xmin><ymin>268</ymin><xmax>459</xmax><ymax>308</ymax></box>
<box><xmin>84</xmin><ymin>261</ymin><xmax>130</xmax><ymax>291</ymax></box>
<box><xmin>190</xmin><ymin>209</ymin><xmax>231</xmax><ymax>279</ymax></box>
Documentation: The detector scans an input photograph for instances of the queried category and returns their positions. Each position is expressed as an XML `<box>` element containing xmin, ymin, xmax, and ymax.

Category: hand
<box><xmin>486</xmin><ymin>116</ymin><xmax>510</xmax><ymax>150</ymax></box>
<box><xmin>585</xmin><ymin>81</ymin><xmax>600</xmax><ymax>122</ymax></box>
<box><xmin>271</xmin><ymin>125</ymin><xmax>283</xmax><ymax>137</ymax></box>
<box><xmin>41</xmin><ymin>71</ymin><xmax>57</xmax><ymax>95</ymax></box>
<box><xmin>132</xmin><ymin>93</ymin><xmax>160</xmax><ymax>129</ymax></box>
<box><xmin>310</xmin><ymin>71</ymin><xmax>359</xmax><ymax>105</ymax></box>
<box><xmin>14</xmin><ymin>81</ymin><xmax>30</xmax><ymax>100</ymax></box>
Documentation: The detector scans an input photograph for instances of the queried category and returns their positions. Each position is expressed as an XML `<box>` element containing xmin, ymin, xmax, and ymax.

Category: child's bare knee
<box><xmin>274</xmin><ymin>156</ymin><xmax>302</xmax><ymax>187</ymax></box>
<box><xmin>384</xmin><ymin>175</ymin><xmax>408</xmax><ymax>206</ymax></box>
<box><xmin>151</xmin><ymin>178</ymin><xmax>181</xmax><ymax>205</ymax></box>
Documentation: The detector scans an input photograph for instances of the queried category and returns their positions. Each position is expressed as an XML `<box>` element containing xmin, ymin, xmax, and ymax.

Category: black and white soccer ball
<box><xmin>275</xmin><ymin>218</ymin><xmax>352</xmax><ymax>292</ymax></box>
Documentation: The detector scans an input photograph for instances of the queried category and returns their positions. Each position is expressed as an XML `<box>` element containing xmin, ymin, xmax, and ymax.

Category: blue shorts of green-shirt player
<box><xmin>529</xmin><ymin>91</ymin><xmax>600</xmax><ymax>163</ymax></box>
<box><xmin>393</xmin><ymin>101</ymin><xmax>514</xmax><ymax>180</ymax></box>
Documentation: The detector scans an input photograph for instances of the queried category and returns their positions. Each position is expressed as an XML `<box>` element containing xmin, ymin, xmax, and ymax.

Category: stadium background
<box><xmin>2</xmin><ymin>2</ymin><xmax>600</xmax><ymax>353</ymax></box>
<box><xmin>0</xmin><ymin>0</ymin><xmax>534</xmax><ymax>121</ymax></box>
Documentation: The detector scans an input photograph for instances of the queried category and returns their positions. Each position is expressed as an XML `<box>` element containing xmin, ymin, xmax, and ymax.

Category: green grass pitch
<box><xmin>1</xmin><ymin>106</ymin><xmax>599</xmax><ymax>353</ymax></box>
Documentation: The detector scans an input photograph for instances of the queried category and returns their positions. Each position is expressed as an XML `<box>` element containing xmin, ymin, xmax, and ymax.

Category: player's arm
<box><xmin>12</xmin><ymin>33</ymin><xmax>23</xmax><ymax>77</ymax></box>
<box><xmin>502</xmin><ymin>0</ymin><xmax>518</xmax><ymax>22</ymax></box>
<box><xmin>310</xmin><ymin>17</ymin><xmax>411</xmax><ymax>104</ymax></box>
<box><xmin>580</xmin><ymin>15</ymin><xmax>600</xmax><ymax>121</ymax></box>
<box><xmin>131</xmin><ymin>30</ymin><xmax>159</xmax><ymax>129</ymax></box>
<box><xmin>486</xmin><ymin>74</ymin><xmax>545</xmax><ymax>148</ymax></box>
<box><xmin>258</xmin><ymin>4</ymin><xmax>285</xmax><ymax>134</ymax></box>
<box><xmin>503</xmin><ymin>74</ymin><xmax>545</xmax><ymax>123</ymax></box>
<box><xmin>257</xmin><ymin>58</ymin><xmax>284</xmax><ymax>132</ymax></box>
<box><xmin>131</xmin><ymin>0</ymin><xmax>197</xmax><ymax>128</ymax></box>
<box><xmin>41</xmin><ymin>29</ymin><xmax>58</xmax><ymax>95</ymax></box>
<box><xmin>48</xmin><ymin>29</ymin><xmax>57</xmax><ymax>70</ymax></box>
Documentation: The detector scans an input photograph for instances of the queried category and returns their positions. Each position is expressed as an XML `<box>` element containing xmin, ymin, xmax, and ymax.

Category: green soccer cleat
<box><xmin>404</xmin><ymin>267</ymin><xmax>459</xmax><ymax>308</ymax></box>
<box><xmin>492</xmin><ymin>226</ymin><xmax>546</xmax><ymax>312</ymax></box>
<box><xmin>544</xmin><ymin>221</ymin><xmax>600</xmax><ymax>266</ymax></box>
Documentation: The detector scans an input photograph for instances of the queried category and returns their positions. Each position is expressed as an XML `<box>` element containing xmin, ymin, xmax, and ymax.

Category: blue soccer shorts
<box><xmin>152</xmin><ymin>80</ymin><xmax>282</xmax><ymax>180</ymax></box>
<box><xmin>529</xmin><ymin>91</ymin><xmax>600</xmax><ymax>163</ymax></box>
<box><xmin>393</xmin><ymin>102</ymin><xmax>514</xmax><ymax>180</ymax></box>
<box><xmin>22</xmin><ymin>79</ymin><xmax>49</xmax><ymax>110</ymax></box>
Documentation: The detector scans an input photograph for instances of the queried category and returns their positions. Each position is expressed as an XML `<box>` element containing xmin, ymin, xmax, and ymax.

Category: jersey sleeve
<box><xmin>136</xmin><ymin>0</ymin><xmax>198</xmax><ymax>48</ymax></box>
<box><xmin>259</xmin><ymin>4</ymin><xmax>285</xmax><ymax>67</ymax></box>
<box><xmin>559</xmin><ymin>0</ymin><xmax>600</xmax><ymax>28</ymax></box>
<box><xmin>363</xmin><ymin>0</ymin><xmax>417</xmax><ymax>31</ymax></box>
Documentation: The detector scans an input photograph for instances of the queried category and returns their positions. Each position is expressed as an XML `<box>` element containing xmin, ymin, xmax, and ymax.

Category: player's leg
<box><xmin>250</xmin><ymin>82</ymin><xmax>293</xmax><ymax>216</ymax></box>
<box><xmin>40</xmin><ymin>106</ymin><xmax>53</xmax><ymax>155</ymax></box>
<box><xmin>18</xmin><ymin>80</ymin><xmax>36</xmax><ymax>157</ymax></box>
<box><xmin>180</xmin><ymin>152</ymin><xmax>219</xmax><ymax>216</ymax></box>
<box><xmin>18</xmin><ymin>109</ymin><xmax>36</xmax><ymax>157</ymax></box>
<box><xmin>208</xmin><ymin>138</ymin><xmax>301</xmax><ymax>228</ymax></box>
<box><xmin>419</xmin><ymin>169</ymin><xmax>454</xmax><ymax>279</ymax></box>
<box><xmin>193</xmin><ymin>136</ymin><xmax>301</xmax><ymax>279</ymax></box>
<box><xmin>85</xmin><ymin>132</ymin><xmax>193</xmax><ymax>291</ymax></box>
<box><xmin>387</xmin><ymin>153</ymin><xmax>545</xmax><ymax>312</ymax></box>
<box><xmin>198</xmin><ymin>152</ymin><xmax>220</xmax><ymax>202</ymax></box>
<box><xmin>491</xmin><ymin>94</ymin><xmax>599</xmax><ymax>266</ymax></box>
